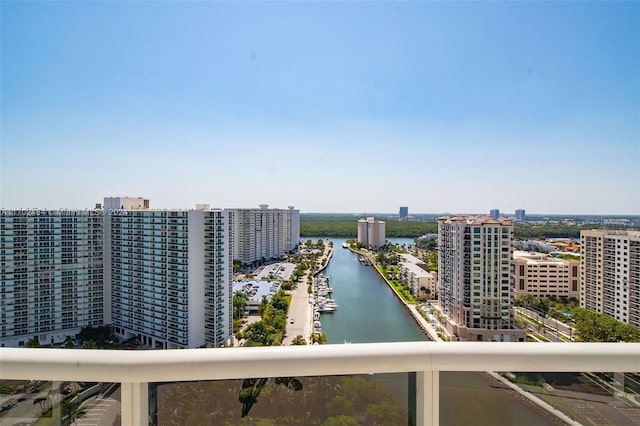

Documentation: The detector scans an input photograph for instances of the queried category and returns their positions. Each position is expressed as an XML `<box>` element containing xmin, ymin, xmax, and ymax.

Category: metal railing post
<box><xmin>416</xmin><ymin>370</ymin><xmax>439</xmax><ymax>426</ymax></box>
<box><xmin>121</xmin><ymin>382</ymin><xmax>148</xmax><ymax>426</ymax></box>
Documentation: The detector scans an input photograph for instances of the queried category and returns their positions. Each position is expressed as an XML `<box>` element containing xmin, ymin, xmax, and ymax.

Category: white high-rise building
<box><xmin>0</xmin><ymin>209</ymin><xmax>104</xmax><ymax>347</ymax></box>
<box><xmin>357</xmin><ymin>217</ymin><xmax>386</xmax><ymax>249</ymax></box>
<box><xmin>437</xmin><ymin>215</ymin><xmax>525</xmax><ymax>342</ymax></box>
<box><xmin>226</xmin><ymin>205</ymin><xmax>300</xmax><ymax>265</ymax></box>
<box><xmin>104</xmin><ymin>198</ymin><xmax>230</xmax><ymax>349</ymax></box>
<box><xmin>581</xmin><ymin>230</ymin><xmax>640</xmax><ymax>327</ymax></box>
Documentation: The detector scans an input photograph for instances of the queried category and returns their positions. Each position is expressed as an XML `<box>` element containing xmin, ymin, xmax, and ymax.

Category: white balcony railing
<box><xmin>1</xmin><ymin>342</ymin><xmax>639</xmax><ymax>425</ymax></box>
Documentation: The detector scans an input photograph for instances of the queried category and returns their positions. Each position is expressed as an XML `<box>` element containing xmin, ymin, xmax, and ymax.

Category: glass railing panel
<box><xmin>441</xmin><ymin>371</ymin><xmax>640</xmax><ymax>426</ymax></box>
<box><xmin>152</xmin><ymin>373</ymin><xmax>415</xmax><ymax>425</ymax></box>
<box><xmin>0</xmin><ymin>380</ymin><xmax>120</xmax><ymax>426</ymax></box>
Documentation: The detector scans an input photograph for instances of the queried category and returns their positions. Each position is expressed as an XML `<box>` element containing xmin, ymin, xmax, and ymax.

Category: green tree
<box><xmin>82</xmin><ymin>340</ymin><xmax>97</xmax><ymax>349</ymax></box>
<box><xmin>270</xmin><ymin>291</ymin><xmax>289</xmax><ymax>312</ymax></box>
<box><xmin>233</xmin><ymin>291</ymin><xmax>248</xmax><ymax>320</ymax></box>
<box><xmin>61</xmin><ymin>397</ymin><xmax>86</xmax><ymax>426</ymax></box>
<box><xmin>310</xmin><ymin>332</ymin><xmax>327</xmax><ymax>345</ymax></box>
<box><xmin>291</xmin><ymin>335</ymin><xmax>307</xmax><ymax>345</ymax></box>
<box><xmin>366</xmin><ymin>400</ymin><xmax>402</xmax><ymax>425</ymax></box>
<box><xmin>257</xmin><ymin>295</ymin><xmax>269</xmax><ymax>317</ymax></box>
<box><xmin>323</xmin><ymin>415</ymin><xmax>359</xmax><ymax>426</ymax></box>
<box><xmin>326</xmin><ymin>395</ymin><xmax>354</xmax><ymax>417</ymax></box>
<box><xmin>63</xmin><ymin>336</ymin><xmax>76</xmax><ymax>349</ymax></box>
<box><xmin>243</xmin><ymin>322</ymin><xmax>277</xmax><ymax>346</ymax></box>
<box><xmin>26</xmin><ymin>336</ymin><xmax>40</xmax><ymax>348</ymax></box>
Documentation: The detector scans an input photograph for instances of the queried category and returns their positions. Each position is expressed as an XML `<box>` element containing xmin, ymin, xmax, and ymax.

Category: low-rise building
<box><xmin>398</xmin><ymin>262</ymin><xmax>437</xmax><ymax>300</ymax></box>
<box><xmin>512</xmin><ymin>251</ymin><xmax>579</xmax><ymax>300</ymax></box>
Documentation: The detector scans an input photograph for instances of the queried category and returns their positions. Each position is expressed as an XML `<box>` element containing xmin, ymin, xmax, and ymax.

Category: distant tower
<box><xmin>515</xmin><ymin>209</ymin><xmax>526</xmax><ymax>222</ymax></box>
<box><xmin>357</xmin><ymin>217</ymin><xmax>386</xmax><ymax>248</ymax></box>
<box><xmin>490</xmin><ymin>209</ymin><xmax>500</xmax><ymax>220</ymax></box>
<box><xmin>399</xmin><ymin>206</ymin><xmax>409</xmax><ymax>219</ymax></box>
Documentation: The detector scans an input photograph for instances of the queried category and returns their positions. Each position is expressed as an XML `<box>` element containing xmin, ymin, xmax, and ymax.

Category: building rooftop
<box><xmin>438</xmin><ymin>215</ymin><xmax>512</xmax><ymax>225</ymax></box>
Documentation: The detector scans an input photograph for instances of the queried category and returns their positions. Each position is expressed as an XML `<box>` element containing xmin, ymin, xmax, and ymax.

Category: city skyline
<box><xmin>1</xmin><ymin>2</ymin><xmax>638</xmax><ymax>214</ymax></box>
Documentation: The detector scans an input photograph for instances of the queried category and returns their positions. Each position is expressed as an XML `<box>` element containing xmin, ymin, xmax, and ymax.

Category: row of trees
<box><xmin>25</xmin><ymin>325</ymin><xmax>119</xmax><ymax>349</ymax></box>
<box><xmin>238</xmin><ymin>291</ymin><xmax>290</xmax><ymax>346</ymax></box>
<box><xmin>300</xmin><ymin>215</ymin><xmax>437</xmax><ymax>238</ymax></box>
<box><xmin>301</xmin><ymin>214</ymin><xmax>633</xmax><ymax>240</ymax></box>
<box><xmin>155</xmin><ymin>374</ymin><xmax>408</xmax><ymax>424</ymax></box>
<box><xmin>515</xmin><ymin>295</ymin><xmax>640</xmax><ymax>342</ymax></box>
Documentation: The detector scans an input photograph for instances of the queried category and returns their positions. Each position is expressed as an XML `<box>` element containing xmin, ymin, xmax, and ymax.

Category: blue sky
<box><xmin>1</xmin><ymin>1</ymin><xmax>638</xmax><ymax>214</ymax></box>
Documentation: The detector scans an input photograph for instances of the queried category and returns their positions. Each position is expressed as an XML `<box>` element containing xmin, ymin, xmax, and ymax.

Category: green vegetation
<box><xmin>77</xmin><ymin>325</ymin><xmax>118</xmax><ymax>348</ymax></box>
<box><xmin>300</xmin><ymin>215</ymin><xmax>437</xmax><ymax>238</ymax></box>
<box><xmin>302</xmin><ymin>215</ymin><xmax>636</xmax><ymax>240</ymax></box>
<box><xmin>375</xmin><ymin>265</ymin><xmax>417</xmax><ymax>304</ymax></box>
<box><xmin>556</xmin><ymin>253</ymin><xmax>580</xmax><ymax>261</ymax></box>
<box><xmin>515</xmin><ymin>296</ymin><xmax>640</xmax><ymax>342</ymax></box>
<box><xmin>240</xmin><ymin>291</ymin><xmax>290</xmax><ymax>346</ymax></box>
<box><xmin>157</xmin><ymin>375</ymin><xmax>408</xmax><ymax>424</ymax></box>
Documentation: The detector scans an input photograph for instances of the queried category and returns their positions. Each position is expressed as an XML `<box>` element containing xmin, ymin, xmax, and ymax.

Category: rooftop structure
<box><xmin>232</xmin><ymin>280</ymin><xmax>281</xmax><ymax>311</ymax></box>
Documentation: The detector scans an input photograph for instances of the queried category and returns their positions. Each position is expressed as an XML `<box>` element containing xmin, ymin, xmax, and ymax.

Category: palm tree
<box><xmin>310</xmin><ymin>332</ymin><xmax>327</xmax><ymax>345</ymax></box>
<box><xmin>26</xmin><ymin>336</ymin><xmax>40</xmax><ymax>348</ymax></box>
<box><xmin>291</xmin><ymin>335</ymin><xmax>307</xmax><ymax>345</ymax></box>
<box><xmin>63</xmin><ymin>336</ymin><xmax>76</xmax><ymax>349</ymax></box>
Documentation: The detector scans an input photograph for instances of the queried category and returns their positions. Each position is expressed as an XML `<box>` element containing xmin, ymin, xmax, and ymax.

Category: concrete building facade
<box><xmin>357</xmin><ymin>217</ymin><xmax>386</xmax><ymax>249</ymax></box>
<box><xmin>226</xmin><ymin>205</ymin><xmax>300</xmax><ymax>265</ymax></box>
<box><xmin>0</xmin><ymin>210</ymin><xmax>104</xmax><ymax>347</ymax></box>
<box><xmin>397</xmin><ymin>253</ymin><xmax>437</xmax><ymax>300</ymax></box>
<box><xmin>512</xmin><ymin>251</ymin><xmax>579</xmax><ymax>300</ymax></box>
<box><xmin>437</xmin><ymin>215</ymin><xmax>525</xmax><ymax>342</ymax></box>
<box><xmin>104</xmin><ymin>199</ymin><xmax>230</xmax><ymax>349</ymax></box>
<box><xmin>580</xmin><ymin>230</ymin><xmax>640</xmax><ymax>328</ymax></box>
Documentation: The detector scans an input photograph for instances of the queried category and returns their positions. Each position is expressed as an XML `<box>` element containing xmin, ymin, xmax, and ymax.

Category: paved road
<box><xmin>282</xmin><ymin>243</ymin><xmax>333</xmax><ymax>345</ymax></box>
<box><xmin>282</xmin><ymin>276</ymin><xmax>313</xmax><ymax>345</ymax></box>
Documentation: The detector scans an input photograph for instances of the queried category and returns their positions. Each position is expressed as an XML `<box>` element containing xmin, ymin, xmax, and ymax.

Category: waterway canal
<box><xmin>318</xmin><ymin>237</ymin><xmax>564</xmax><ymax>426</ymax></box>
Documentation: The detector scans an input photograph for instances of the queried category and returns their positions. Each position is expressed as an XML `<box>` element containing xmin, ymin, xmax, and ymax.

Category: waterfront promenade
<box><xmin>283</xmin><ymin>241</ymin><xmax>334</xmax><ymax>345</ymax></box>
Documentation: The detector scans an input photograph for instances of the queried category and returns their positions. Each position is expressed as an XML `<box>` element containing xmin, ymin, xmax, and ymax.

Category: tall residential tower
<box><xmin>103</xmin><ymin>198</ymin><xmax>230</xmax><ymax>349</ymax></box>
<box><xmin>1</xmin><ymin>209</ymin><xmax>103</xmax><ymax>347</ymax></box>
<box><xmin>437</xmin><ymin>215</ymin><xmax>525</xmax><ymax>342</ymax></box>
<box><xmin>580</xmin><ymin>230</ymin><xmax>640</xmax><ymax>328</ymax></box>
<box><xmin>226</xmin><ymin>205</ymin><xmax>299</xmax><ymax>265</ymax></box>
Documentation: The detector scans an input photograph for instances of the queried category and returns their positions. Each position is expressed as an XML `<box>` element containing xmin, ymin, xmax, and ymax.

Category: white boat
<box><xmin>342</xmin><ymin>242</ymin><xmax>349</xmax><ymax>249</ymax></box>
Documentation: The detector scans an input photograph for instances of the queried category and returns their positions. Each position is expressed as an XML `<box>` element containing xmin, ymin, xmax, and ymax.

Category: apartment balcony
<box><xmin>0</xmin><ymin>342</ymin><xmax>638</xmax><ymax>426</ymax></box>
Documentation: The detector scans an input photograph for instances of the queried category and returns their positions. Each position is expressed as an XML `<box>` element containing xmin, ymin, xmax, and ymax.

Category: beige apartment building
<box><xmin>581</xmin><ymin>230</ymin><xmax>640</xmax><ymax>328</ymax></box>
<box><xmin>437</xmin><ymin>215</ymin><xmax>526</xmax><ymax>342</ymax></box>
<box><xmin>512</xmin><ymin>251</ymin><xmax>579</xmax><ymax>300</ymax></box>
<box><xmin>357</xmin><ymin>217</ymin><xmax>386</xmax><ymax>249</ymax></box>
<box><xmin>397</xmin><ymin>253</ymin><xmax>437</xmax><ymax>299</ymax></box>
